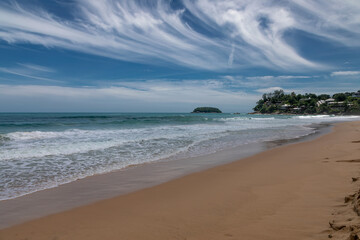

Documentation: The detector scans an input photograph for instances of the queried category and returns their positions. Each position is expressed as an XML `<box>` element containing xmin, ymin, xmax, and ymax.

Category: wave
<box><xmin>250</xmin><ymin>117</ymin><xmax>276</xmax><ymax>120</ymax></box>
<box><xmin>0</xmin><ymin>122</ymin><xmax>62</xmax><ymax>128</ymax></box>
<box><xmin>6</xmin><ymin>129</ymin><xmax>81</xmax><ymax>141</ymax></box>
<box><xmin>59</xmin><ymin>115</ymin><xmax>113</xmax><ymax>119</ymax></box>
<box><xmin>297</xmin><ymin>115</ymin><xmax>333</xmax><ymax>119</ymax></box>
<box><xmin>0</xmin><ymin>134</ymin><xmax>10</xmax><ymax>144</ymax></box>
<box><xmin>0</xmin><ymin>124</ymin><xmax>230</xmax><ymax>161</ymax></box>
<box><xmin>297</xmin><ymin>115</ymin><xmax>360</xmax><ymax>119</ymax></box>
<box><xmin>215</xmin><ymin>116</ymin><xmax>276</xmax><ymax>122</ymax></box>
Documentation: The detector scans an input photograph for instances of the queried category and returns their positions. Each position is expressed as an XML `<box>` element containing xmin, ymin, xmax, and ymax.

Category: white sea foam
<box><xmin>0</xmin><ymin>125</ymin><xmax>231</xmax><ymax>161</ymax></box>
<box><xmin>7</xmin><ymin>131</ymin><xmax>64</xmax><ymax>140</ymax></box>
<box><xmin>297</xmin><ymin>115</ymin><xmax>360</xmax><ymax>119</ymax></box>
<box><xmin>297</xmin><ymin>115</ymin><xmax>333</xmax><ymax>119</ymax></box>
<box><xmin>250</xmin><ymin>117</ymin><xmax>276</xmax><ymax>120</ymax></box>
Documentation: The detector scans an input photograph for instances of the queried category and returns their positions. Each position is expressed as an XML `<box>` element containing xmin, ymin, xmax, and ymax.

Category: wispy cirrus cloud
<box><xmin>0</xmin><ymin>0</ymin><xmax>228</xmax><ymax>70</ymax></box>
<box><xmin>291</xmin><ymin>0</ymin><xmax>360</xmax><ymax>47</ymax></box>
<box><xmin>0</xmin><ymin>63</ymin><xmax>61</xmax><ymax>83</ymax></box>
<box><xmin>17</xmin><ymin>63</ymin><xmax>55</xmax><ymax>73</ymax></box>
<box><xmin>0</xmin><ymin>0</ymin><xmax>359</xmax><ymax>71</ymax></box>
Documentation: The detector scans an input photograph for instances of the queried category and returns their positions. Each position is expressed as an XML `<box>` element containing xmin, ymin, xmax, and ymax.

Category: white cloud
<box><xmin>331</xmin><ymin>71</ymin><xmax>360</xmax><ymax>76</ymax></box>
<box><xmin>255</xmin><ymin>86</ymin><xmax>360</xmax><ymax>95</ymax></box>
<box><xmin>228</xmin><ymin>43</ymin><xmax>235</xmax><ymax>67</ymax></box>
<box><xmin>246</xmin><ymin>75</ymin><xmax>312</xmax><ymax>81</ymax></box>
<box><xmin>247</xmin><ymin>76</ymin><xmax>276</xmax><ymax>81</ymax></box>
<box><xmin>0</xmin><ymin>0</ymin><xmax>358</xmax><ymax>71</ymax></box>
<box><xmin>0</xmin><ymin>81</ymin><xmax>260</xmax><ymax>112</ymax></box>
<box><xmin>221</xmin><ymin>75</ymin><xmax>312</xmax><ymax>89</ymax></box>
<box><xmin>256</xmin><ymin>87</ymin><xmax>286</xmax><ymax>93</ymax></box>
<box><xmin>276</xmin><ymin>76</ymin><xmax>312</xmax><ymax>79</ymax></box>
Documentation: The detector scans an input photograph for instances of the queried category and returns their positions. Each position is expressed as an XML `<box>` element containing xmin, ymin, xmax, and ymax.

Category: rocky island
<box><xmin>192</xmin><ymin>107</ymin><xmax>222</xmax><ymax>113</ymax></box>
<box><xmin>252</xmin><ymin>90</ymin><xmax>360</xmax><ymax>115</ymax></box>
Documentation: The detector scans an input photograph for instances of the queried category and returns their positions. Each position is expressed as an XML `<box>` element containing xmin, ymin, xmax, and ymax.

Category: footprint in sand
<box><xmin>336</xmin><ymin>159</ymin><xmax>360</xmax><ymax>163</ymax></box>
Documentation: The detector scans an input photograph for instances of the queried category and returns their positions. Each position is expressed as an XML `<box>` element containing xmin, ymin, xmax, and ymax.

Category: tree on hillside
<box><xmin>318</xmin><ymin>94</ymin><xmax>330</xmax><ymax>100</ymax></box>
<box><xmin>252</xmin><ymin>90</ymin><xmax>360</xmax><ymax>115</ymax></box>
<box><xmin>333</xmin><ymin>93</ymin><xmax>347</xmax><ymax>101</ymax></box>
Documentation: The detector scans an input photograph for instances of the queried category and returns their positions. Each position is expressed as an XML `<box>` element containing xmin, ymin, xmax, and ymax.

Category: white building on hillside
<box><xmin>316</xmin><ymin>100</ymin><xmax>325</xmax><ymax>107</ymax></box>
<box><xmin>280</xmin><ymin>104</ymin><xmax>291</xmax><ymax>110</ymax></box>
<box><xmin>325</xmin><ymin>98</ymin><xmax>335</xmax><ymax>104</ymax></box>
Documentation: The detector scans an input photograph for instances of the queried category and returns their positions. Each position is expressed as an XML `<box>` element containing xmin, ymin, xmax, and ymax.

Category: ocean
<box><xmin>0</xmin><ymin>113</ymin><xmax>359</xmax><ymax>201</ymax></box>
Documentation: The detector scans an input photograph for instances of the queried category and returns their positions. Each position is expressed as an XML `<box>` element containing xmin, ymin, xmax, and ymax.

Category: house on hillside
<box><xmin>325</xmin><ymin>98</ymin><xmax>335</xmax><ymax>104</ymax></box>
<box><xmin>280</xmin><ymin>104</ymin><xmax>291</xmax><ymax>110</ymax></box>
<box><xmin>328</xmin><ymin>101</ymin><xmax>345</xmax><ymax>106</ymax></box>
<box><xmin>316</xmin><ymin>100</ymin><xmax>325</xmax><ymax>107</ymax></box>
<box><xmin>328</xmin><ymin>101</ymin><xmax>345</xmax><ymax>111</ymax></box>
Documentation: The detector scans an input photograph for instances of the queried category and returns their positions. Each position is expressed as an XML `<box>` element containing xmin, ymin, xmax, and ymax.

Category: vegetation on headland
<box><xmin>252</xmin><ymin>90</ymin><xmax>360</xmax><ymax>115</ymax></box>
<box><xmin>192</xmin><ymin>107</ymin><xmax>222</xmax><ymax>113</ymax></box>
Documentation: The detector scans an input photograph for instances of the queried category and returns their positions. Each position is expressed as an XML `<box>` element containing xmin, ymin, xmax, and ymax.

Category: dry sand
<box><xmin>1</xmin><ymin>121</ymin><xmax>360</xmax><ymax>240</ymax></box>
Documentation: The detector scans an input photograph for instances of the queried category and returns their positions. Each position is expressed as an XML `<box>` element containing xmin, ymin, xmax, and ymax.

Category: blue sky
<box><xmin>0</xmin><ymin>0</ymin><xmax>359</xmax><ymax>112</ymax></box>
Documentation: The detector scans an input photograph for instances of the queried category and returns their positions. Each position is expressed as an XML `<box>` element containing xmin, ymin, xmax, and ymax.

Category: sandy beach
<box><xmin>1</xmin><ymin>121</ymin><xmax>360</xmax><ymax>240</ymax></box>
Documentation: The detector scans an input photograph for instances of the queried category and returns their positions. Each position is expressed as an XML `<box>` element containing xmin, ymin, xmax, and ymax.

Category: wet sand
<box><xmin>1</xmin><ymin>121</ymin><xmax>360</xmax><ymax>240</ymax></box>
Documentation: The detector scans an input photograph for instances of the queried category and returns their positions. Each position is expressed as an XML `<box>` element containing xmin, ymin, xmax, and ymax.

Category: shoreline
<box><xmin>0</xmin><ymin>122</ymin><xmax>332</xmax><ymax>229</ymax></box>
<box><xmin>1</xmin><ymin>121</ymin><xmax>360</xmax><ymax>239</ymax></box>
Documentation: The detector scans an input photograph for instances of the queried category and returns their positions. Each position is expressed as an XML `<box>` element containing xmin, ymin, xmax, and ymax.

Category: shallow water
<box><xmin>0</xmin><ymin>112</ymin><xmax>359</xmax><ymax>200</ymax></box>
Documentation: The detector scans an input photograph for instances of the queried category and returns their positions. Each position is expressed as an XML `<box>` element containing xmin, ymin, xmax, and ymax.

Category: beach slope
<box><xmin>1</xmin><ymin>121</ymin><xmax>360</xmax><ymax>240</ymax></box>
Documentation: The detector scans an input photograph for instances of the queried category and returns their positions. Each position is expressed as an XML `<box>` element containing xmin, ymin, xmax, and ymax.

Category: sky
<box><xmin>0</xmin><ymin>0</ymin><xmax>359</xmax><ymax>112</ymax></box>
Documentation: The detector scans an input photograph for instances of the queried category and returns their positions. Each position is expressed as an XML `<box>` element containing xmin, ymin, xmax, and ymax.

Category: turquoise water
<box><xmin>0</xmin><ymin>113</ymin><xmax>359</xmax><ymax>200</ymax></box>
